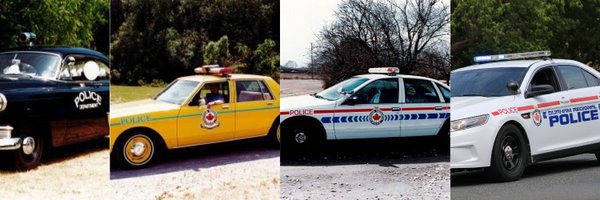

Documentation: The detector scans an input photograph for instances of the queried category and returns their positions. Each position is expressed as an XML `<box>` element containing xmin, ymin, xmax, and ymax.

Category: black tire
<box><xmin>485</xmin><ymin>124</ymin><xmax>528</xmax><ymax>182</ymax></box>
<box><xmin>281</xmin><ymin>121</ymin><xmax>323</xmax><ymax>153</ymax></box>
<box><xmin>14</xmin><ymin>133</ymin><xmax>44</xmax><ymax>171</ymax></box>
<box><xmin>596</xmin><ymin>153</ymin><xmax>600</xmax><ymax>163</ymax></box>
<box><xmin>113</xmin><ymin>132</ymin><xmax>157</xmax><ymax>169</ymax></box>
<box><xmin>266</xmin><ymin>120</ymin><xmax>280</xmax><ymax>148</ymax></box>
<box><xmin>436</xmin><ymin>121</ymin><xmax>450</xmax><ymax>151</ymax></box>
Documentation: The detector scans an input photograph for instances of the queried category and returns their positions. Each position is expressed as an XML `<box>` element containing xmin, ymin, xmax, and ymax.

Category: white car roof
<box><xmin>355</xmin><ymin>74</ymin><xmax>441</xmax><ymax>82</ymax></box>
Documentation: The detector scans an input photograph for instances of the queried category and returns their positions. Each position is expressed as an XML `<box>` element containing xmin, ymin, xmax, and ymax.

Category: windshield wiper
<box><xmin>311</xmin><ymin>93</ymin><xmax>331</xmax><ymax>101</ymax></box>
<box><xmin>457</xmin><ymin>93</ymin><xmax>484</xmax><ymax>97</ymax></box>
<box><xmin>0</xmin><ymin>73</ymin><xmax>33</xmax><ymax>78</ymax></box>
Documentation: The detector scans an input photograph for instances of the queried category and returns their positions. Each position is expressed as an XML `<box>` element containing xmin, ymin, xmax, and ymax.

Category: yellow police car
<box><xmin>110</xmin><ymin>65</ymin><xmax>280</xmax><ymax>168</ymax></box>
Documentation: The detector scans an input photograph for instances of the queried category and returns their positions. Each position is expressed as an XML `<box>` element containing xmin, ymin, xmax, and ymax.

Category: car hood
<box><xmin>110</xmin><ymin>99</ymin><xmax>180</xmax><ymax>119</ymax></box>
<box><xmin>451</xmin><ymin>96</ymin><xmax>518</xmax><ymax>120</ymax></box>
<box><xmin>281</xmin><ymin>95</ymin><xmax>335</xmax><ymax>111</ymax></box>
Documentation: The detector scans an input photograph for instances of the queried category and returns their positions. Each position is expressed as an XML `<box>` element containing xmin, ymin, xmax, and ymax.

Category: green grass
<box><xmin>110</xmin><ymin>85</ymin><xmax>164</xmax><ymax>104</ymax></box>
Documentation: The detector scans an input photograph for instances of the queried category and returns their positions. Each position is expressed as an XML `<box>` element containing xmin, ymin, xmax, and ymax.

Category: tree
<box><xmin>0</xmin><ymin>0</ymin><xmax>109</xmax><ymax>54</ymax></box>
<box><xmin>110</xmin><ymin>0</ymin><xmax>279</xmax><ymax>85</ymax></box>
<box><xmin>451</xmin><ymin>0</ymin><xmax>600</xmax><ymax>70</ymax></box>
<box><xmin>316</xmin><ymin>0</ymin><xmax>450</xmax><ymax>87</ymax></box>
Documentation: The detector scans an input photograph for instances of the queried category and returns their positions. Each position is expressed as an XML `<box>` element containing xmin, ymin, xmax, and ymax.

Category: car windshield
<box><xmin>155</xmin><ymin>79</ymin><xmax>200</xmax><ymax>105</ymax></box>
<box><xmin>0</xmin><ymin>52</ymin><xmax>61</xmax><ymax>79</ymax></box>
<box><xmin>451</xmin><ymin>67</ymin><xmax>527</xmax><ymax>97</ymax></box>
<box><xmin>316</xmin><ymin>77</ymin><xmax>369</xmax><ymax>101</ymax></box>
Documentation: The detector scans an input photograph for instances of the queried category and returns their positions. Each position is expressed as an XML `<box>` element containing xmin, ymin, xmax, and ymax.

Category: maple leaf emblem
<box><xmin>206</xmin><ymin>112</ymin><xmax>215</xmax><ymax>121</ymax></box>
<box><xmin>372</xmin><ymin>113</ymin><xmax>381</xmax><ymax>121</ymax></box>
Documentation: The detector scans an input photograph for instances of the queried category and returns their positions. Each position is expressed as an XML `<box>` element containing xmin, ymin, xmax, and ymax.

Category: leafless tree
<box><xmin>315</xmin><ymin>0</ymin><xmax>449</xmax><ymax>87</ymax></box>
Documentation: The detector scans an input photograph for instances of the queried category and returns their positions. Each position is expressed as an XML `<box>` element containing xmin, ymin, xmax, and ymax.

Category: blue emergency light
<box><xmin>473</xmin><ymin>51</ymin><xmax>551</xmax><ymax>63</ymax></box>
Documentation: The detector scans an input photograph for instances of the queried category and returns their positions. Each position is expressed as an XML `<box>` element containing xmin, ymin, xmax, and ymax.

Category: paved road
<box><xmin>451</xmin><ymin>154</ymin><xmax>600</xmax><ymax>200</ymax></box>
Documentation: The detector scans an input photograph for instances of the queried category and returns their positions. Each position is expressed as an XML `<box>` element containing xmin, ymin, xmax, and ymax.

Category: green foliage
<box><xmin>0</xmin><ymin>0</ymin><xmax>109</xmax><ymax>54</ymax></box>
<box><xmin>452</xmin><ymin>0</ymin><xmax>600</xmax><ymax>70</ymax></box>
<box><xmin>203</xmin><ymin>36</ymin><xmax>232</xmax><ymax>66</ymax></box>
<box><xmin>110</xmin><ymin>0</ymin><xmax>280</xmax><ymax>85</ymax></box>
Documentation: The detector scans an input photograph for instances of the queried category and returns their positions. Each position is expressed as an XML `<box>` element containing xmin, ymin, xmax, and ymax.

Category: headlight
<box><xmin>0</xmin><ymin>93</ymin><xmax>6</xmax><ymax>112</ymax></box>
<box><xmin>451</xmin><ymin>114</ymin><xmax>489</xmax><ymax>132</ymax></box>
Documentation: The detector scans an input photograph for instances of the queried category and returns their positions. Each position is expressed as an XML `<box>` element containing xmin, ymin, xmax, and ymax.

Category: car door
<box><xmin>521</xmin><ymin>66</ymin><xmax>575</xmax><ymax>154</ymax></box>
<box><xmin>59</xmin><ymin>55</ymin><xmax>109</xmax><ymax>146</ymax></box>
<box><xmin>400</xmin><ymin>78</ymin><xmax>448</xmax><ymax>137</ymax></box>
<box><xmin>526</xmin><ymin>65</ymin><xmax>600</xmax><ymax>153</ymax></box>
<box><xmin>334</xmin><ymin>78</ymin><xmax>401</xmax><ymax>139</ymax></box>
<box><xmin>234</xmin><ymin>79</ymin><xmax>277</xmax><ymax>139</ymax></box>
<box><xmin>177</xmin><ymin>81</ymin><xmax>235</xmax><ymax>146</ymax></box>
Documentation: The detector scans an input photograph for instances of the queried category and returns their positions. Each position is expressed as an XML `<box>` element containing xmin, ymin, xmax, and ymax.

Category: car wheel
<box><xmin>596</xmin><ymin>153</ymin><xmax>600</xmax><ymax>162</ymax></box>
<box><xmin>115</xmin><ymin>133</ymin><xmax>156</xmax><ymax>169</ymax></box>
<box><xmin>436</xmin><ymin>121</ymin><xmax>450</xmax><ymax>151</ymax></box>
<box><xmin>266</xmin><ymin>121</ymin><xmax>280</xmax><ymax>147</ymax></box>
<box><xmin>281</xmin><ymin>122</ymin><xmax>323</xmax><ymax>152</ymax></box>
<box><xmin>14</xmin><ymin>133</ymin><xmax>44</xmax><ymax>171</ymax></box>
<box><xmin>486</xmin><ymin>124</ymin><xmax>528</xmax><ymax>182</ymax></box>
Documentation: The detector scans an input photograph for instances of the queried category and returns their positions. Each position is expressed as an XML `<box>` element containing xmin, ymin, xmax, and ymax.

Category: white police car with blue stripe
<box><xmin>280</xmin><ymin>68</ymin><xmax>450</xmax><ymax>151</ymax></box>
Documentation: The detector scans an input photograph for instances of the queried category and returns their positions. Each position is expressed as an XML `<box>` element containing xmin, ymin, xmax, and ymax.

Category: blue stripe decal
<box><xmin>319</xmin><ymin>112</ymin><xmax>451</xmax><ymax>124</ymax></box>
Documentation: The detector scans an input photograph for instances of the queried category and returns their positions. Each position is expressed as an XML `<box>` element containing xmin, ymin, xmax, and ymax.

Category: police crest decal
<box><xmin>201</xmin><ymin>109</ymin><xmax>220</xmax><ymax>129</ymax></box>
<box><xmin>369</xmin><ymin>107</ymin><xmax>384</xmax><ymax>125</ymax></box>
<box><xmin>532</xmin><ymin>109</ymin><xmax>542</xmax><ymax>126</ymax></box>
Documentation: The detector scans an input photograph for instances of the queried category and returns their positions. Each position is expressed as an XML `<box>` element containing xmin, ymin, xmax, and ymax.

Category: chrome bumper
<box><xmin>0</xmin><ymin>138</ymin><xmax>21</xmax><ymax>150</ymax></box>
<box><xmin>0</xmin><ymin>126</ymin><xmax>20</xmax><ymax>150</ymax></box>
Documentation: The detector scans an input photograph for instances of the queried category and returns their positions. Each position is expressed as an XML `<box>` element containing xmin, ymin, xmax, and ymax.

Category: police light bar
<box><xmin>194</xmin><ymin>65</ymin><xmax>233</xmax><ymax>75</ymax></box>
<box><xmin>473</xmin><ymin>51</ymin><xmax>551</xmax><ymax>63</ymax></box>
<box><xmin>368</xmin><ymin>67</ymin><xmax>399</xmax><ymax>75</ymax></box>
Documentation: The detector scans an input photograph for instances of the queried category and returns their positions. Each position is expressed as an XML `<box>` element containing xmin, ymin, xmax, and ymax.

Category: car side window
<box><xmin>189</xmin><ymin>82</ymin><xmax>229</xmax><ymax>106</ymax></box>
<box><xmin>436</xmin><ymin>83</ymin><xmax>450</xmax><ymax>103</ymax></box>
<box><xmin>257</xmin><ymin>80</ymin><xmax>274</xmax><ymax>100</ymax></box>
<box><xmin>351</xmin><ymin>78</ymin><xmax>399</xmax><ymax>104</ymax></box>
<box><xmin>236</xmin><ymin>80</ymin><xmax>271</xmax><ymax>102</ymax></box>
<box><xmin>61</xmin><ymin>56</ymin><xmax>109</xmax><ymax>81</ymax></box>
<box><xmin>556</xmin><ymin>65</ymin><xmax>599</xmax><ymax>89</ymax></box>
<box><xmin>582</xmin><ymin>69</ymin><xmax>600</xmax><ymax>87</ymax></box>
<box><xmin>529</xmin><ymin>67</ymin><xmax>560</xmax><ymax>92</ymax></box>
<box><xmin>404</xmin><ymin>78</ymin><xmax>441</xmax><ymax>103</ymax></box>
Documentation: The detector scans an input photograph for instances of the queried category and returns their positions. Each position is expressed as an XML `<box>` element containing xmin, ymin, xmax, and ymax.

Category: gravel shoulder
<box><xmin>0</xmin><ymin>138</ymin><xmax>110</xmax><ymax>200</ymax></box>
<box><xmin>110</xmin><ymin>138</ymin><xmax>280</xmax><ymax>200</ymax></box>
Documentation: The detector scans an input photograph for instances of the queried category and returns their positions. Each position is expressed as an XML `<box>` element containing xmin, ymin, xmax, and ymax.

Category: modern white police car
<box><xmin>280</xmin><ymin>68</ymin><xmax>450</xmax><ymax>150</ymax></box>
<box><xmin>451</xmin><ymin>51</ymin><xmax>600</xmax><ymax>181</ymax></box>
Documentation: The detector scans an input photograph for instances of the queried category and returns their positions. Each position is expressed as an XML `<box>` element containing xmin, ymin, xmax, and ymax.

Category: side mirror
<box><xmin>198</xmin><ymin>98</ymin><xmax>207</xmax><ymax>110</ymax></box>
<box><xmin>506</xmin><ymin>81</ymin><xmax>520</xmax><ymax>93</ymax></box>
<box><xmin>526</xmin><ymin>84</ymin><xmax>554</xmax><ymax>98</ymax></box>
<box><xmin>343</xmin><ymin>96</ymin><xmax>360</xmax><ymax>105</ymax></box>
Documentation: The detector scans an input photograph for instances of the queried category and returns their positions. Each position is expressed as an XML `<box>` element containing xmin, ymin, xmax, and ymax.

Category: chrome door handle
<box><xmin>221</xmin><ymin>104</ymin><xmax>230</xmax><ymax>109</ymax></box>
<box><xmin>266</xmin><ymin>101</ymin><xmax>273</xmax><ymax>105</ymax></box>
<box><xmin>392</xmin><ymin>107</ymin><xmax>400</xmax><ymax>111</ymax></box>
<box><xmin>435</xmin><ymin>106</ymin><xmax>443</xmax><ymax>110</ymax></box>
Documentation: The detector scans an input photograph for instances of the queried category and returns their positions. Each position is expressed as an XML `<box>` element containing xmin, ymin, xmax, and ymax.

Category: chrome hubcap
<box><xmin>131</xmin><ymin>142</ymin><xmax>146</xmax><ymax>157</ymax></box>
<box><xmin>22</xmin><ymin>136</ymin><xmax>36</xmax><ymax>155</ymax></box>
<box><xmin>295</xmin><ymin>132</ymin><xmax>306</xmax><ymax>144</ymax></box>
<box><xmin>503</xmin><ymin>145</ymin><xmax>513</xmax><ymax>160</ymax></box>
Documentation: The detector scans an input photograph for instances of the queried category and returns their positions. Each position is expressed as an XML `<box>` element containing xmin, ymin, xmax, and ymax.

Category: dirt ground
<box><xmin>110</xmin><ymin>138</ymin><xmax>280</xmax><ymax>200</ymax></box>
<box><xmin>0</xmin><ymin>138</ymin><xmax>110</xmax><ymax>200</ymax></box>
<box><xmin>280</xmin><ymin>79</ymin><xmax>450</xmax><ymax>200</ymax></box>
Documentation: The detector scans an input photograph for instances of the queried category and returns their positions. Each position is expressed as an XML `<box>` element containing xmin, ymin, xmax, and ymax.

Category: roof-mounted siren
<box><xmin>19</xmin><ymin>32</ymin><xmax>36</xmax><ymax>47</ymax></box>
<box><xmin>194</xmin><ymin>64</ymin><xmax>233</xmax><ymax>76</ymax></box>
<box><xmin>368</xmin><ymin>67</ymin><xmax>399</xmax><ymax>76</ymax></box>
<box><xmin>473</xmin><ymin>51</ymin><xmax>551</xmax><ymax>63</ymax></box>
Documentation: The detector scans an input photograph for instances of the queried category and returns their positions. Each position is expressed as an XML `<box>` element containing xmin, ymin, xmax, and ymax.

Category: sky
<box><xmin>280</xmin><ymin>0</ymin><xmax>340</xmax><ymax>68</ymax></box>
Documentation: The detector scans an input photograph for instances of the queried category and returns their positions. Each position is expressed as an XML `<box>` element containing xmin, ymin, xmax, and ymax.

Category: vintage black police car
<box><xmin>0</xmin><ymin>33</ymin><xmax>109</xmax><ymax>170</ymax></box>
